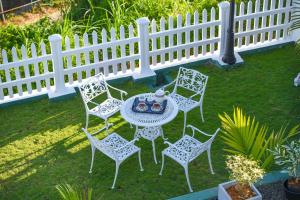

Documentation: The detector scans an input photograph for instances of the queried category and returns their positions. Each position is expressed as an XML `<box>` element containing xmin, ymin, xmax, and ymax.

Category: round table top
<box><xmin>120</xmin><ymin>93</ymin><xmax>179</xmax><ymax>127</ymax></box>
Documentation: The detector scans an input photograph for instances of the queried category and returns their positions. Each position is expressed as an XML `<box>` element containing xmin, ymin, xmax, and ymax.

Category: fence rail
<box><xmin>0</xmin><ymin>0</ymin><xmax>297</xmax><ymax>105</ymax></box>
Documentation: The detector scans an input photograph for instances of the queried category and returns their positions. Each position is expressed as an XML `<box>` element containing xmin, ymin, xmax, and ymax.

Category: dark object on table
<box><xmin>132</xmin><ymin>97</ymin><xmax>167</xmax><ymax>114</ymax></box>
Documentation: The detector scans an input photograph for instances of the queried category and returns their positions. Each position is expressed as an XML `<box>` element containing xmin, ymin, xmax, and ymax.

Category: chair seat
<box><xmin>163</xmin><ymin>135</ymin><xmax>202</xmax><ymax>165</ymax></box>
<box><xmin>169</xmin><ymin>93</ymin><xmax>198</xmax><ymax>112</ymax></box>
<box><xmin>99</xmin><ymin>133</ymin><xmax>139</xmax><ymax>161</ymax></box>
<box><xmin>89</xmin><ymin>98</ymin><xmax>122</xmax><ymax>118</ymax></box>
<box><xmin>137</xmin><ymin>127</ymin><xmax>162</xmax><ymax>141</ymax></box>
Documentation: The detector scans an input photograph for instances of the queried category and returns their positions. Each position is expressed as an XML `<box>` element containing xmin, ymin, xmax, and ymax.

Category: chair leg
<box><xmin>89</xmin><ymin>146</ymin><xmax>95</xmax><ymax>173</ymax></box>
<box><xmin>138</xmin><ymin>150</ymin><xmax>144</xmax><ymax>171</ymax></box>
<box><xmin>159</xmin><ymin>152</ymin><xmax>165</xmax><ymax>175</ymax></box>
<box><xmin>152</xmin><ymin>140</ymin><xmax>158</xmax><ymax>164</ymax></box>
<box><xmin>200</xmin><ymin>103</ymin><xmax>204</xmax><ymax>122</ymax></box>
<box><xmin>112</xmin><ymin>162</ymin><xmax>120</xmax><ymax>189</ymax></box>
<box><xmin>85</xmin><ymin>113</ymin><xmax>89</xmax><ymax>129</ymax></box>
<box><xmin>183</xmin><ymin>112</ymin><xmax>187</xmax><ymax>136</ymax></box>
<box><xmin>160</xmin><ymin>127</ymin><xmax>168</xmax><ymax>141</ymax></box>
<box><xmin>207</xmin><ymin>148</ymin><xmax>214</xmax><ymax>174</ymax></box>
<box><xmin>184</xmin><ymin>165</ymin><xmax>193</xmax><ymax>192</ymax></box>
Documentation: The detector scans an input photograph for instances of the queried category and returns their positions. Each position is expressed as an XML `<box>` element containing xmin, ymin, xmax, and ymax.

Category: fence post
<box><xmin>218</xmin><ymin>1</ymin><xmax>230</xmax><ymax>57</ymax></box>
<box><xmin>289</xmin><ymin>0</ymin><xmax>300</xmax><ymax>41</ymax></box>
<box><xmin>48</xmin><ymin>34</ymin><xmax>75</xmax><ymax>99</ymax></box>
<box><xmin>133</xmin><ymin>17</ymin><xmax>156</xmax><ymax>81</ymax></box>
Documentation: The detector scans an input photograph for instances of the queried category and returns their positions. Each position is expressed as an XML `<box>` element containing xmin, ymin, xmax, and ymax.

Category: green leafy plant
<box><xmin>219</xmin><ymin>107</ymin><xmax>300</xmax><ymax>169</ymax></box>
<box><xmin>56</xmin><ymin>184</ymin><xmax>93</xmax><ymax>200</ymax></box>
<box><xmin>226</xmin><ymin>155</ymin><xmax>265</xmax><ymax>199</ymax></box>
<box><xmin>271</xmin><ymin>139</ymin><xmax>300</xmax><ymax>181</ymax></box>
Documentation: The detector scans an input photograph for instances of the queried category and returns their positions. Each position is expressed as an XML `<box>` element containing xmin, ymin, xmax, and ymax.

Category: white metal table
<box><xmin>120</xmin><ymin>93</ymin><xmax>178</xmax><ymax>128</ymax></box>
<box><xmin>120</xmin><ymin>93</ymin><xmax>179</xmax><ymax>163</ymax></box>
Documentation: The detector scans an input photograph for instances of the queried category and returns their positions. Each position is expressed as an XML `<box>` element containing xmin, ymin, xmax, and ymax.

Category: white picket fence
<box><xmin>0</xmin><ymin>0</ymin><xmax>297</xmax><ymax>105</ymax></box>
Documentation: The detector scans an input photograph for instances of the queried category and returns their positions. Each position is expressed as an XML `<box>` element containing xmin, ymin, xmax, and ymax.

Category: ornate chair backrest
<box><xmin>174</xmin><ymin>67</ymin><xmax>208</xmax><ymax>100</ymax></box>
<box><xmin>79</xmin><ymin>73</ymin><xmax>111</xmax><ymax>104</ymax></box>
<box><xmin>188</xmin><ymin>128</ymin><xmax>220</xmax><ymax>162</ymax></box>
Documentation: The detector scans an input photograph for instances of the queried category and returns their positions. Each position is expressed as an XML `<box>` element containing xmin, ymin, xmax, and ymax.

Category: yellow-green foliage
<box><xmin>226</xmin><ymin>155</ymin><xmax>265</xmax><ymax>185</ymax></box>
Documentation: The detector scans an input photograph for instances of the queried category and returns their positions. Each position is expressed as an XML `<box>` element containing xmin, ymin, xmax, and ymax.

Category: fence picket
<box><xmin>202</xmin><ymin>10</ymin><xmax>207</xmax><ymax>55</ymax></box>
<box><xmin>253</xmin><ymin>0</ymin><xmax>260</xmax><ymax>44</ymax></box>
<box><xmin>276</xmin><ymin>0</ymin><xmax>284</xmax><ymax>39</ymax></box>
<box><xmin>92</xmin><ymin>31</ymin><xmax>99</xmax><ymax>74</ymax></box>
<box><xmin>129</xmin><ymin>24</ymin><xmax>135</xmax><ymax>71</ymax></box>
<box><xmin>160</xmin><ymin>17</ymin><xmax>166</xmax><ymax>64</ymax></box>
<box><xmin>2</xmin><ymin>49</ymin><xmax>13</xmax><ymax>97</ymax></box>
<box><xmin>120</xmin><ymin>25</ymin><xmax>127</xmax><ymax>73</ymax></box>
<box><xmin>21</xmin><ymin>45</ymin><xmax>32</xmax><ymax>94</ymax></box>
<box><xmin>74</xmin><ymin>34</ymin><xmax>82</xmax><ymax>82</ymax></box>
<box><xmin>261</xmin><ymin>0</ymin><xmax>269</xmax><ymax>43</ymax></box>
<box><xmin>12</xmin><ymin>47</ymin><xmax>23</xmax><ymax>95</ymax></box>
<box><xmin>194</xmin><ymin>11</ymin><xmax>199</xmax><ymax>57</ymax></box>
<box><xmin>185</xmin><ymin>13</ymin><xmax>191</xmax><ymax>58</ymax></box>
<box><xmin>245</xmin><ymin>1</ymin><xmax>252</xmax><ymax>46</ymax></box>
<box><xmin>110</xmin><ymin>28</ymin><xmax>117</xmax><ymax>75</ymax></box>
<box><xmin>31</xmin><ymin>43</ymin><xmax>42</xmax><ymax>92</ymax></box>
<box><xmin>283</xmin><ymin>0</ymin><xmax>291</xmax><ymax>39</ymax></box>
<box><xmin>151</xmin><ymin>19</ymin><xmax>157</xmax><ymax>66</ymax></box>
<box><xmin>210</xmin><ymin>8</ymin><xmax>216</xmax><ymax>54</ymax></box>
<box><xmin>168</xmin><ymin>16</ymin><xmax>174</xmax><ymax>62</ymax></box>
<box><xmin>268</xmin><ymin>0</ymin><xmax>276</xmax><ymax>41</ymax></box>
<box><xmin>101</xmin><ymin>28</ymin><xmax>109</xmax><ymax>76</ymax></box>
<box><xmin>41</xmin><ymin>42</ymin><xmax>51</xmax><ymax>89</ymax></box>
<box><xmin>83</xmin><ymin>33</ymin><xmax>91</xmax><ymax>78</ymax></box>
<box><xmin>177</xmin><ymin>15</ymin><xmax>182</xmax><ymax>61</ymax></box>
<box><xmin>238</xmin><ymin>2</ymin><xmax>245</xmax><ymax>47</ymax></box>
<box><xmin>65</xmin><ymin>36</ymin><xmax>73</xmax><ymax>84</ymax></box>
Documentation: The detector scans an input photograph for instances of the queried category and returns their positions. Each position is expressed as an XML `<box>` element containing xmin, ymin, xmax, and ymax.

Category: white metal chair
<box><xmin>135</xmin><ymin>126</ymin><xmax>166</xmax><ymax>164</ymax></box>
<box><xmin>159</xmin><ymin>125</ymin><xmax>220</xmax><ymax>192</ymax></box>
<box><xmin>161</xmin><ymin>67</ymin><xmax>208</xmax><ymax>135</ymax></box>
<box><xmin>82</xmin><ymin>128</ymin><xmax>144</xmax><ymax>189</ymax></box>
<box><xmin>79</xmin><ymin>73</ymin><xmax>128</xmax><ymax>135</ymax></box>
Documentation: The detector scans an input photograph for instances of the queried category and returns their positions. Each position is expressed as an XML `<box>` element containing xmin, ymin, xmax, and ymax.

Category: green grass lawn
<box><xmin>0</xmin><ymin>44</ymin><xmax>300</xmax><ymax>200</ymax></box>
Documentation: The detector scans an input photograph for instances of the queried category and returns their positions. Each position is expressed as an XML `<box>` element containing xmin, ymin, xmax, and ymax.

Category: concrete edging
<box><xmin>170</xmin><ymin>170</ymin><xmax>289</xmax><ymax>200</ymax></box>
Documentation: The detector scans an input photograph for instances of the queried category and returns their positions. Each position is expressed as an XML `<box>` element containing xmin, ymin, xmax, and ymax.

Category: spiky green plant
<box><xmin>56</xmin><ymin>184</ymin><xmax>92</xmax><ymax>200</ymax></box>
<box><xmin>219</xmin><ymin>107</ymin><xmax>300</xmax><ymax>169</ymax></box>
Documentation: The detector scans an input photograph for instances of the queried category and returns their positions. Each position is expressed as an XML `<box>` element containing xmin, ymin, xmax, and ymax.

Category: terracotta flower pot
<box><xmin>284</xmin><ymin>179</ymin><xmax>300</xmax><ymax>200</ymax></box>
<box><xmin>218</xmin><ymin>180</ymin><xmax>262</xmax><ymax>200</ymax></box>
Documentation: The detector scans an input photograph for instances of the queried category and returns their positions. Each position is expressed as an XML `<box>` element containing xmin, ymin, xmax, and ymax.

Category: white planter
<box><xmin>294</xmin><ymin>73</ymin><xmax>300</xmax><ymax>86</ymax></box>
<box><xmin>218</xmin><ymin>180</ymin><xmax>262</xmax><ymax>200</ymax></box>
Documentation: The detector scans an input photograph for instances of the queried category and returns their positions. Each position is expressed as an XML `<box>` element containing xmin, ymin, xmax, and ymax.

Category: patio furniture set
<box><xmin>79</xmin><ymin>67</ymin><xmax>220</xmax><ymax>192</ymax></box>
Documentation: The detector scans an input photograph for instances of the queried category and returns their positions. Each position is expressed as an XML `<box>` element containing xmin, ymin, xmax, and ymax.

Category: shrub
<box><xmin>271</xmin><ymin>139</ymin><xmax>300</xmax><ymax>181</ymax></box>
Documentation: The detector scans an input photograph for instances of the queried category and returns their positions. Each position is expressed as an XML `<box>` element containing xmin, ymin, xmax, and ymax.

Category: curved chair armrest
<box><xmin>107</xmin><ymin>84</ymin><xmax>128</xmax><ymax>101</ymax></box>
<box><xmin>161</xmin><ymin>80</ymin><xmax>176</xmax><ymax>91</ymax></box>
<box><xmin>187</xmin><ymin>88</ymin><xmax>204</xmax><ymax>100</ymax></box>
<box><xmin>164</xmin><ymin>141</ymin><xmax>190</xmax><ymax>155</ymax></box>
<box><xmin>187</xmin><ymin>125</ymin><xmax>214</xmax><ymax>138</ymax></box>
<box><xmin>115</xmin><ymin>138</ymin><xmax>139</xmax><ymax>152</ymax></box>
<box><xmin>88</xmin><ymin>100</ymin><xmax>100</xmax><ymax>106</ymax></box>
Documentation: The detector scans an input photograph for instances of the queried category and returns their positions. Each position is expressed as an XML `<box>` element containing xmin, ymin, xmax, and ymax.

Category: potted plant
<box><xmin>271</xmin><ymin>139</ymin><xmax>300</xmax><ymax>200</ymax></box>
<box><xmin>218</xmin><ymin>155</ymin><xmax>265</xmax><ymax>200</ymax></box>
